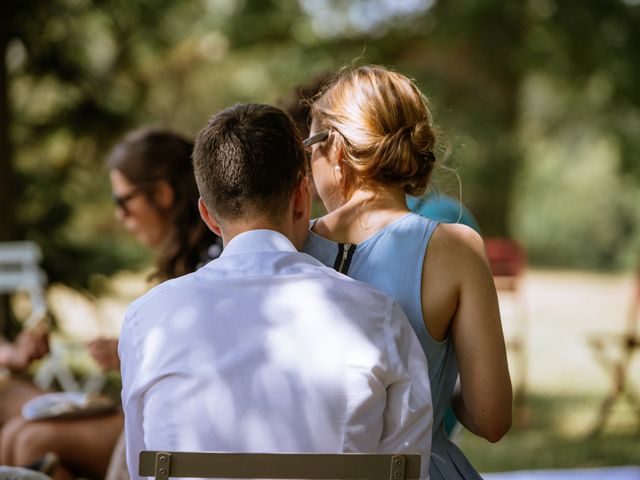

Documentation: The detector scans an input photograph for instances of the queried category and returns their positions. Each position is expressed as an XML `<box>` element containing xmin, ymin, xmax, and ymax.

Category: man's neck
<box><xmin>219</xmin><ymin>219</ymin><xmax>289</xmax><ymax>248</ymax></box>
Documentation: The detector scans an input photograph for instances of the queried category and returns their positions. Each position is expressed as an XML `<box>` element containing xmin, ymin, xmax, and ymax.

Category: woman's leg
<box><xmin>0</xmin><ymin>376</ymin><xmax>45</xmax><ymax>426</ymax></box>
<box><xmin>2</xmin><ymin>411</ymin><xmax>124</xmax><ymax>480</ymax></box>
<box><xmin>0</xmin><ymin>414</ymin><xmax>25</xmax><ymax>464</ymax></box>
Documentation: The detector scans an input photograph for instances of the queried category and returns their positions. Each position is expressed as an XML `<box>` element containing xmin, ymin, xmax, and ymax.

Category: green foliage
<box><xmin>511</xmin><ymin>132</ymin><xmax>640</xmax><ymax>270</ymax></box>
<box><xmin>5</xmin><ymin>0</ymin><xmax>194</xmax><ymax>290</ymax></box>
<box><xmin>2</xmin><ymin>0</ymin><xmax>640</xmax><ymax>292</ymax></box>
<box><xmin>511</xmin><ymin>70</ymin><xmax>640</xmax><ymax>270</ymax></box>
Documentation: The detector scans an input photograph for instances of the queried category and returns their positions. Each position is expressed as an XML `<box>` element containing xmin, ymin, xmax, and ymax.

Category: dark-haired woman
<box><xmin>1</xmin><ymin>128</ymin><xmax>222</xmax><ymax>480</ymax></box>
<box><xmin>302</xmin><ymin>65</ymin><xmax>512</xmax><ymax>479</ymax></box>
<box><xmin>107</xmin><ymin>127</ymin><xmax>222</xmax><ymax>280</ymax></box>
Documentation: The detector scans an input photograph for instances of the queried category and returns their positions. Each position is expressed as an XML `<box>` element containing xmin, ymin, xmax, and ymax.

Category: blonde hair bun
<box><xmin>312</xmin><ymin>65</ymin><xmax>438</xmax><ymax>198</ymax></box>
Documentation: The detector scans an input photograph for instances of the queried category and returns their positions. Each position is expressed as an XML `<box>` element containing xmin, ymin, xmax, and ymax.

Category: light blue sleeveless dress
<box><xmin>303</xmin><ymin>212</ymin><xmax>482</xmax><ymax>480</ymax></box>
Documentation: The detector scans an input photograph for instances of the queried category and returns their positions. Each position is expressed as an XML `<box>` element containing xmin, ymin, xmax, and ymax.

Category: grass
<box><xmin>459</xmin><ymin>393</ymin><xmax>640</xmax><ymax>472</ymax></box>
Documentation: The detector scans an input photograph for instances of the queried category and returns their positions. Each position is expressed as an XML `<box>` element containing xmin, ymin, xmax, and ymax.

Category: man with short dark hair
<box><xmin>119</xmin><ymin>104</ymin><xmax>433</xmax><ymax>480</ymax></box>
<box><xmin>192</xmin><ymin>103</ymin><xmax>308</xmax><ymax>229</ymax></box>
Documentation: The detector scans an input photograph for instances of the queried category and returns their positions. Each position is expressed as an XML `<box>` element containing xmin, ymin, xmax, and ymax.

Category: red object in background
<box><xmin>484</xmin><ymin>237</ymin><xmax>527</xmax><ymax>284</ymax></box>
<box><xmin>484</xmin><ymin>237</ymin><xmax>527</xmax><ymax>293</ymax></box>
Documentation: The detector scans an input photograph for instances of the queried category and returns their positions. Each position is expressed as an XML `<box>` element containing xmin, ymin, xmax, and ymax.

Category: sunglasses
<box><xmin>112</xmin><ymin>187</ymin><xmax>144</xmax><ymax>215</ymax></box>
<box><xmin>302</xmin><ymin>130</ymin><xmax>330</xmax><ymax>149</ymax></box>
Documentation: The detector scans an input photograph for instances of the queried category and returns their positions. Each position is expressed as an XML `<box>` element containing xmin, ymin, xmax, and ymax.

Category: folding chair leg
<box><xmin>589</xmin><ymin>349</ymin><xmax>638</xmax><ymax>437</ymax></box>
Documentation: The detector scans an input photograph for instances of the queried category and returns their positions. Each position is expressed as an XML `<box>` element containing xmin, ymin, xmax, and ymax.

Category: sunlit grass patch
<box><xmin>459</xmin><ymin>393</ymin><xmax>640</xmax><ymax>473</ymax></box>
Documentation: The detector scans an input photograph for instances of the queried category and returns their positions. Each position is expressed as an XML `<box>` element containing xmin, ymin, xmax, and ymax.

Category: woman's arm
<box><xmin>423</xmin><ymin>224</ymin><xmax>512</xmax><ymax>442</ymax></box>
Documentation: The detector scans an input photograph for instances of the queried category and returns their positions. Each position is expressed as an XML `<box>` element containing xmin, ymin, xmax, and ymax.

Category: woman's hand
<box><xmin>87</xmin><ymin>338</ymin><xmax>120</xmax><ymax>372</ymax></box>
<box><xmin>0</xmin><ymin>330</ymin><xmax>50</xmax><ymax>372</ymax></box>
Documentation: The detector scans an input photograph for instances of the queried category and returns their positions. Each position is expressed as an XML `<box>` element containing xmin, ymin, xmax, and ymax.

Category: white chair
<box><xmin>0</xmin><ymin>241</ymin><xmax>84</xmax><ymax>392</ymax></box>
<box><xmin>139</xmin><ymin>451</ymin><xmax>421</xmax><ymax>480</ymax></box>
<box><xmin>0</xmin><ymin>241</ymin><xmax>47</xmax><ymax>329</ymax></box>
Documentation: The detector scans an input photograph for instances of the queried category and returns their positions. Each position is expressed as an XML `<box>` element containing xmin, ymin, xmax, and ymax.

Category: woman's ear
<box><xmin>154</xmin><ymin>181</ymin><xmax>175</xmax><ymax>209</ymax></box>
<box><xmin>198</xmin><ymin>198</ymin><xmax>222</xmax><ymax>237</ymax></box>
<box><xmin>330</xmin><ymin>136</ymin><xmax>345</xmax><ymax>180</ymax></box>
<box><xmin>330</xmin><ymin>135</ymin><xmax>349</xmax><ymax>184</ymax></box>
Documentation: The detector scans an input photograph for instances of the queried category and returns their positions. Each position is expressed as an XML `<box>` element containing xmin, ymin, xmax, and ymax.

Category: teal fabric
<box><xmin>303</xmin><ymin>213</ymin><xmax>481</xmax><ymax>480</ymax></box>
<box><xmin>407</xmin><ymin>193</ymin><xmax>481</xmax><ymax>234</ymax></box>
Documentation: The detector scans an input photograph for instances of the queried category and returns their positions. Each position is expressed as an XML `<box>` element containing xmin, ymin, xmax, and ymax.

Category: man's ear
<box><xmin>198</xmin><ymin>197</ymin><xmax>222</xmax><ymax>237</ymax></box>
<box><xmin>290</xmin><ymin>175</ymin><xmax>312</xmax><ymax>250</ymax></box>
<box><xmin>292</xmin><ymin>175</ymin><xmax>311</xmax><ymax>222</ymax></box>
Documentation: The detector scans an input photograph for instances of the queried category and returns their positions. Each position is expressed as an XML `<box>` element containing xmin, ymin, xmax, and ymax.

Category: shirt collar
<box><xmin>219</xmin><ymin>229</ymin><xmax>298</xmax><ymax>258</ymax></box>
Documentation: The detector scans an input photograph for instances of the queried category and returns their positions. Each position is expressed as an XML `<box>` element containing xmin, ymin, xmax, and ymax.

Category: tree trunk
<box><xmin>0</xmin><ymin>0</ymin><xmax>16</xmax><ymax>335</ymax></box>
<box><xmin>0</xmin><ymin>1</ymin><xmax>15</xmax><ymax>242</ymax></box>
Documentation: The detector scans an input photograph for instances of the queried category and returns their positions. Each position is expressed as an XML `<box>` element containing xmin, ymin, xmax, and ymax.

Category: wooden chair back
<box><xmin>139</xmin><ymin>451</ymin><xmax>421</xmax><ymax>480</ymax></box>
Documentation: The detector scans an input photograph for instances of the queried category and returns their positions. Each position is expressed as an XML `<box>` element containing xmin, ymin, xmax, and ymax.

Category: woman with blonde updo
<box><xmin>302</xmin><ymin>65</ymin><xmax>512</xmax><ymax>479</ymax></box>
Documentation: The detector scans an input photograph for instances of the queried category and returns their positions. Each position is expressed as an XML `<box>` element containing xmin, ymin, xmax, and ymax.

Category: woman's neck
<box><xmin>314</xmin><ymin>186</ymin><xmax>410</xmax><ymax>244</ymax></box>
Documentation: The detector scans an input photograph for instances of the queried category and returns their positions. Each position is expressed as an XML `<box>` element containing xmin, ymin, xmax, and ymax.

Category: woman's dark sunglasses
<box><xmin>112</xmin><ymin>187</ymin><xmax>144</xmax><ymax>214</ymax></box>
<box><xmin>303</xmin><ymin>130</ymin><xmax>330</xmax><ymax>149</ymax></box>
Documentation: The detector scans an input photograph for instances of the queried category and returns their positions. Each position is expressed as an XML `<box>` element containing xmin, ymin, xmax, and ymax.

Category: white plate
<box><xmin>22</xmin><ymin>392</ymin><xmax>115</xmax><ymax>420</ymax></box>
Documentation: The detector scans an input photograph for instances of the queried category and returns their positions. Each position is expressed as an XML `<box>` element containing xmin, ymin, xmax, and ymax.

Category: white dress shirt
<box><xmin>119</xmin><ymin>229</ymin><xmax>433</xmax><ymax>479</ymax></box>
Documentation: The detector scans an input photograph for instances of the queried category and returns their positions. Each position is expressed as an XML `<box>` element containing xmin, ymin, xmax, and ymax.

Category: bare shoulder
<box><xmin>429</xmin><ymin>223</ymin><xmax>487</xmax><ymax>263</ymax></box>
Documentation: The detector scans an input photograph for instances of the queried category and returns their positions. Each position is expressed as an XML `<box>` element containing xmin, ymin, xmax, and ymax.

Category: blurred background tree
<box><xmin>2</xmin><ymin>0</ymin><xmax>640</xmax><ymax>331</ymax></box>
<box><xmin>1</xmin><ymin>0</ymin><xmax>190</xmax><ymax>330</ymax></box>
